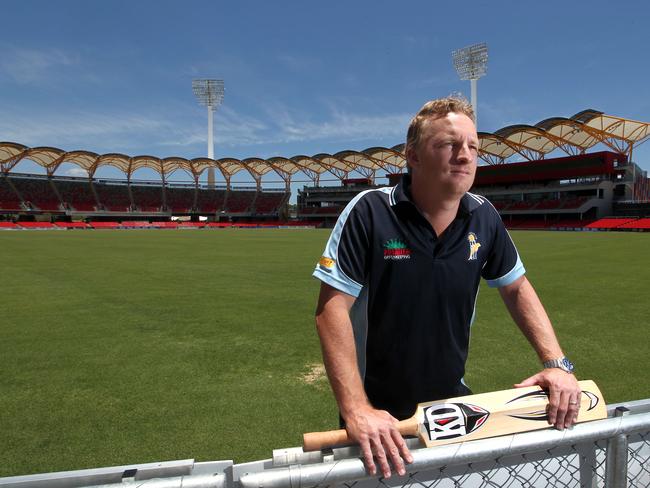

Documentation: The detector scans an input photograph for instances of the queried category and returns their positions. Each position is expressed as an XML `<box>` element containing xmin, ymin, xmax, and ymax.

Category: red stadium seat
<box><xmin>0</xmin><ymin>177</ymin><xmax>23</xmax><ymax>210</ymax></box>
<box><xmin>617</xmin><ymin>218</ymin><xmax>650</xmax><ymax>229</ymax></box>
<box><xmin>165</xmin><ymin>187</ymin><xmax>196</xmax><ymax>212</ymax></box>
<box><xmin>585</xmin><ymin>218</ymin><xmax>637</xmax><ymax>229</ymax></box>
<box><xmin>9</xmin><ymin>177</ymin><xmax>61</xmax><ymax>211</ymax></box>
<box><xmin>153</xmin><ymin>221</ymin><xmax>179</xmax><ymax>229</ymax></box>
<box><xmin>53</xmin><ymin>180</ymin><xmax>98</xmax><ymax>211</ymax></box>
<box><xmin>130</xmin><ymin>185</ymin><xmax>163</xmax><ymax>212</ymax></box>
<box><xmin>225</xmin><ymin>190</ymin><xmax>256</xmax><ymax>213</ymax></box>
<box><xmin>18</xmin><ymin>221</ymin><xmax>56</xmax><ymax>229</ymax></box>
<box><xmin>54</xmin><ymin>222</ymin><xmax>89</xmax><ymax>229</ymax></box>
<box><xmin>89</xmin><ymin>221</ymin><xmax>120</xmax><ymax>229</ymax></box>
<box><xmin>94</xmin><ymin>183</ymin><xmax>132</xmax><ymax>212</ymax></box>
<box><xmin>121</xmin><ymin>221</ymin><xmax>153</xmax><ymax>228</ymax></box>
<box><xmin>254</xmin><ymin>191</ymin><xmax>288</xmax><ymax>214</ymax></box>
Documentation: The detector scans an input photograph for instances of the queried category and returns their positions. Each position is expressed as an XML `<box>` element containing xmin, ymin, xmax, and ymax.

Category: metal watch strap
<box><xmin>543</xmin><ymin>357</ymin><xmax>574</xmax><ymax>373</ymax></box>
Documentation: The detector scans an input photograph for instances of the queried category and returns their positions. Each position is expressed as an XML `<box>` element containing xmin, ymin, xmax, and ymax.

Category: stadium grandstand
<box><xmin>298</xmin><ymin>109</ymin><xmax>650</xmax><ymax>231</ymax></box>
<box><xmin>1</xmin><ymin>109</ymin><xmax>649</xmax><ymax>231</ymax></box>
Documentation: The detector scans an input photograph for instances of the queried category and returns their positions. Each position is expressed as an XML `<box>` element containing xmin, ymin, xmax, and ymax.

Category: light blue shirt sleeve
<box><xmin>485</xmin><ymin>255</ymin><xmax>525</xmax><ymax>288</ymax></box>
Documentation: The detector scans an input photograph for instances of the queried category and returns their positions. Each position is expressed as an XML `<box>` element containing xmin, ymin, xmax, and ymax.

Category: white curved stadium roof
<box><xmin>1</xmin><ymin>109</ymin><xmax>648</xmax><ymax>185</ymax></box>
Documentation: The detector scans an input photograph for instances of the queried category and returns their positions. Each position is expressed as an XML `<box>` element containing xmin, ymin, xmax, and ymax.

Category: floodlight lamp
<box><xmin>192</xmin><ymin>79</ymin><xmax>225</xmax><ymax>108</ymax></box>
<box><xmin>452</xmin><ymin>43</ymin><xmax>488</xmax><ymax>80</ymax></box>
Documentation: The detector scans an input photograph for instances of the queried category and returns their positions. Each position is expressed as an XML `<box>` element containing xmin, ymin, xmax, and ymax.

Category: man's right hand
<box><xmin>343</xmin><ymin>405</ymin><xmax>413</xmax><ymax>478</ymax></box>
<box><xmin>315</xmin><ymin>284</ymin><xmax>412</xmax><ymax>477</ymax></box>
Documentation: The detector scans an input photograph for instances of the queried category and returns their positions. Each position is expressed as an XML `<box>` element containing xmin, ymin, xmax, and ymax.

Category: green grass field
<box><xmin>1</xmin><ymin>229</ymin><xmax>648</xmax><ymax>477</ymax></box>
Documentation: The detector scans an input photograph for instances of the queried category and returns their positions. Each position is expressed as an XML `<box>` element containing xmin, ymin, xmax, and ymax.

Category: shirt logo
<box><xmin>383</xmin><ymin>238</ymin><xmax>411</xmax><ymax>260</ymax></box>
<box><xmin>467</xmin><ymin>232</ymin><xmax>481</xmax><ymax>261</ymax></box>
<box><xmin>318</xmin><ymin>256</ymin><xmax>335</xmax><ymax>273</ymax></box>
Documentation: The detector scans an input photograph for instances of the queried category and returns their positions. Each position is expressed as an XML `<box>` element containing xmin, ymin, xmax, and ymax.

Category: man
<box><xmin>312</xmin><ymin>97</ymin><xmax>581</xmax><ymax>478</ymax></box>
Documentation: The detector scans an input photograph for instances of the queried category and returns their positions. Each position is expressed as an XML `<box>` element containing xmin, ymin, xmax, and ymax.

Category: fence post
<box><xmin>578</xmin><ymin>442</ymin><xmax>598</xmax><ymax>488</ymax></box>
<box><xmin>605</xmin><ymin>406</ymin><xmax>630</xmax><ymax>488</ymax></box>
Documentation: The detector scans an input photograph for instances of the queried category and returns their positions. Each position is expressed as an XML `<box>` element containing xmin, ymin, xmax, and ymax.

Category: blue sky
<box><xmin>2</xmin><ymin>0</ymin><xmax>649</xmax><ymax>189</ymax></box>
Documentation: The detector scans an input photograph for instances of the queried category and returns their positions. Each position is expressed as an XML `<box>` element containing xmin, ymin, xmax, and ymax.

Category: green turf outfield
<box><xmin>1</xmin><ymin>229</ymin><xmax>648</xmax><ymax>476</ymax></box>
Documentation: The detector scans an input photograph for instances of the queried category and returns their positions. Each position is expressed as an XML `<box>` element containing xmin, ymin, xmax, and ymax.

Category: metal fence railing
<box><xmin>1</xmin><ymin>400</ymin><xmax>649</xmax><ymax>488</ymax></box>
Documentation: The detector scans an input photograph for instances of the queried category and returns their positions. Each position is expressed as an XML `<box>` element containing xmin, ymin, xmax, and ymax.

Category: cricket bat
<box><xmin>303</xmin><ymin>380</ymin><xmax>606</xmax><ymax>451</ymax></box>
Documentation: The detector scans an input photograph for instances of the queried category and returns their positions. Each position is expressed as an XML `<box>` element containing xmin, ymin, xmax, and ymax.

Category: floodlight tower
<box><xmin>452</xmin><ymin>43</ymin><xmax>488</xmax><ymax>126</ymax></box>
<box><xmin>192</xmin><ymin>79</ymin><xmax>225</xmax><ymax>188</ymax></box>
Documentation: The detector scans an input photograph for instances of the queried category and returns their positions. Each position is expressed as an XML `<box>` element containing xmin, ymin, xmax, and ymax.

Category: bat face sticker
<box><xmin>505</xmin><ymin>388</ymin><xmax>601</xmax><ymax>421</ymax></box>
<box><xmin>422</xmin><ymin>403</ymin><xmax>490</xmax><ymax>441</ymax></box>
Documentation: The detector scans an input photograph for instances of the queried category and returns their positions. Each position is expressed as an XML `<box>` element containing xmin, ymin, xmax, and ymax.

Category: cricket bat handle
<box><xmin>303</xmin><ymin>417</ymin><xmax>418</xmax><ymax>452</ymax></box>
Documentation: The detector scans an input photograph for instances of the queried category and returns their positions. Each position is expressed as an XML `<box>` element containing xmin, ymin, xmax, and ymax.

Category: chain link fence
<box><xmin>0</xmin><ymin>402</ymin><xmax>648</xmax><ymax>488</ymax></box>
<box><xmin>244</xmin><ymin>404</ymin><xmax>650</xmax><ymax>488</ymax></box>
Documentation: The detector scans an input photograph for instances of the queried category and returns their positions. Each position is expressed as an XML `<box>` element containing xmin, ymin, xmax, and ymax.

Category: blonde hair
<box><xmin>405</xmin><ymin>96</ymin><xmax>475</xmax><ymax>154</ymax></box>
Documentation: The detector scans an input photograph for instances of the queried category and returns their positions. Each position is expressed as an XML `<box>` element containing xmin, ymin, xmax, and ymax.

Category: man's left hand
<box><xmin>515</xmin><ymin>369</ymin><xmax>581</xmax><ymax>430</ymax></box>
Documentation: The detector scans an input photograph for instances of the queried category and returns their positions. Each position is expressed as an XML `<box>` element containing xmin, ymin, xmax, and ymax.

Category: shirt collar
<box><xmin>391</xmin><ymin>173</ymin><xmax>413</xmax><ymax>205</ymax></box>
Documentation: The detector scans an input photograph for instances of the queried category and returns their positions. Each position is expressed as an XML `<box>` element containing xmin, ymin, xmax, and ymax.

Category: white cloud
<box><xmin>159</xmin><ymin>106</ymin><xmax>271</xmax><ymax>149</ymax></box>
<box><xmin>0</xmin><ymin>100</ymin><xmax>410</xmax><ymax>158</ymax></box>
<box><xmin>62</xmin><ymin>166</ymin><xmax>88</xmax><ymax>177</ymax></box>
<box><xmin>276</xmin><ymin>54</ymin><xmax>322</xmax><ymax>72</ymax></box>
<box><xmin>0</xmin><ymin>44</ymin><xmax>80</xmax><ymax>84</ymax></box>
<box><xmin>168</xmin><ymin>100</ymin><xmax>409</xmax><ymax>151</ymax></box>
<box><xmin>478</xmin><ymin>98</ymin><xmax>530</xmax><ymax>131</ymax></box>
<box><xmin>406</xmin><ymin>73</ymin><xmax>457</xmax><ymax>90</ymax></box>
<box><xmin>0</xmin><ymin>109</ymin><xmax>168</xmax><ymax>150</ymax></box>
<box><xmin>275</xmin><ymin>110</ymin><xmax>408</xmax><ymax>144</ymax></box>
<box><xmin>253</xmin><ymin>101</ymin><xmax>410</xmax><ymax>146</ymax></box>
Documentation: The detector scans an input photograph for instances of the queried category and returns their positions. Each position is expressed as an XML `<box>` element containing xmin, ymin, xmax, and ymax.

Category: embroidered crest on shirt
<box><xmin>383</xmin><ymin>238</ymin><xmax>411</xmax><ymax>260</ymax></box>
<box><xmin>467</xmin><ymin>232</ymin><xmax>481</xmax><ymax>261</ymax></box>
<box><xmin>318</xmin><ymin>256</ymin><xmax>335</xmax><ymax>272</ymax></box>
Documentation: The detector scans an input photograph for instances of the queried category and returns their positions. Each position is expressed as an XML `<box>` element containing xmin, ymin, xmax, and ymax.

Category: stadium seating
<box><xmin>204</xmin><ymin>220</ymin><xmax>319</xmax><ymax>228</ymax></box>
<box><xmin>121</xmin><ymin>221</ymin><xmax>153</xmax><ymax>228</ymax></box>
<box><xmin>254</xmin><ymin>191</ymin><xmax>288</xmax><ymax>214</ymax></box>
<box><xmin>53</xmin><ymin>179</ymin><xmax>98</xmax><ymax>211</ymax></box>
<box><xmin>94</xmin><ymin>183</ymin><xmax>132</xmax><ymax>212</ymax></box>
<box><xmin>54</xmin><ymin>222</ymin><xmax>90</xmax><ymax>229</ymax></box>
<box><xmin>89</xmin><ymin>221</ymin><xmax>120</xmax><ymax>229</ymax></box>
<box><xmin>0</xmin><ymin>218</ymin><xmax>321</xmax><ymax>230</ymax></box>
<box><xmin>130</xmin><ymin>184</ymin><xmax>163</xmax><ymax>212</ymax></box>
<box><xmin>508</xmin><ymin>200</ymin><xmax>537</xmax><ymax>211</ymax></box>
<box><xmin>585</xmin><ymin>218</ymin><xmax>637</xmax><ymax>229</ymax></box>
<box><xmin>535</xmin><ymin>199</ymin><xmax>563</xmax><ymax>210</ymax></box>
<box><xmin>0</xmin><ymin>177</ymin><xmax>23</xmax><ymax>210</ymax></box>
<box><xmin>18</xmin><ymin>221</ymin><xmax>57</xmax><ymax>229</ymax></box>
<box><xmin>291</xmin><ymin>220</ymin><xmax>321</xmax><ymax>227</ymax></box>
<box><xmin>520</xmin><ymin>220</ymin><xmax>549</xmax><ymax>229</ymax></box>
<box><xmin>9</xmin><ymin>177</ymin><xmax>61</xmax><ymax>211</ymax></box>
<box><xmin>225</xmin><ymin>190</ymin><xmax>256</xmax><ymax>213</ymax></box>
<box><xmin>153</xmin><ymin>221</ymin><xmax>179</xmax><ymax>229</ymax></box>
<box><xmin>299</xmin><ymin>206</ymin><xmax>344</xmax><ymax>215</ymax></box>
<box><xmin>561</xmin><ymin>197</ymin><xmax>589</xmax><ymax>209</ymax></box>
<box><xmin>195</xmin><ymin>188</ymin><xmax>226</xmax><ymax>213</ymax></box>
<box><xmin>505</xmin><ymin>218</ymin><xmax>549</xmax><ymax>229</ymax></box>
<box><xmin>177</xmin><ymin>221</ymin><xmax>205</xmax><ymax>228</ymax></box>
<box><xmin>551</xmin><ymin>219</ymin><xmax>593</xmax><ymax>229</ymax></box>
<box><xmin>490</xmin><ymin>200</ymin><xmax>514</xmax><ymax>211</ymax></box>
<box><xmin>617</xmin><ymin>218</ymin><xmax>650</xmax><ymax>229</ymax></box>
<box><xmin>165</xmin><ymin>186</ymin><xmax>196</xmax><ymax>212</ymax></box>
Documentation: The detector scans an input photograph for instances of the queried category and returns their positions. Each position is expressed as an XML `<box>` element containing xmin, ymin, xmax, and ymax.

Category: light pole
<box><xmin>452</xmin><ymin>43</ymin><xmax>488</xmax><ymax>127</ymax></box>
<box><xmin>192</xmin><ymin>79</ymin><xmax>224</xmax><ymax>188</ymax></box>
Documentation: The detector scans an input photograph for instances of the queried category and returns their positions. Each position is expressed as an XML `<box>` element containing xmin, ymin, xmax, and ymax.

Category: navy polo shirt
<box><xmin>313</xmin><ymin>175</ymin><xmax>525</xmax><ymax>419</ymax></box>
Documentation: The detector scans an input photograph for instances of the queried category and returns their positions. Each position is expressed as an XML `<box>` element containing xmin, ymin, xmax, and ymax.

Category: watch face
<box><xmin>562</xmin><ymin>357</ymin><xmax>574</xmax><ymax>372</ymax></box>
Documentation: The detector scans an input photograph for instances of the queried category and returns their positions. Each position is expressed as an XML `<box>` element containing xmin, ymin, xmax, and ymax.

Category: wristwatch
<box><xmin>543</xmin><ymin>356</ymin><xmax>575</xmax><ymax>374</ymax></box>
